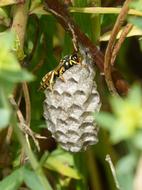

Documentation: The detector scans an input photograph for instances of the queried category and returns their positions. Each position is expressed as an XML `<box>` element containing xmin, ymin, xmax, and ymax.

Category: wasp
<box><xmin>39</xmin><ymin>53</ymin><xmax>81</xmax><ymax>90</ymax></box>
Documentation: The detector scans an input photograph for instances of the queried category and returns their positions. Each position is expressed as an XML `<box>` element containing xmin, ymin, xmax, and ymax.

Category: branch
<box><xmin>11</xmin><ymin>1</ymin><xmax>29</xmax><ymax>49</ymax></box>
<box><xmin>104</xmin><ymin>0</ymin><xmax>132</xmax><ymax>95</ymax></box>
<box><xmin>105</xmin><ymin>154</ymin><xmax>120</xmax><ymax>190</ymax></box>
<box><xmin>9</xmin><ymin>96</ymin><xmax>46</xmax><ymax>152</ymax></box>
<box><xmin>44</xmin><ymin>0</ymin><xmax>129</xmax><ymax>95</ymax></box>
<box><xmin>111</xmin><ymin>23</ymin><xmax>133</xmax><ymax>65</ymax></box>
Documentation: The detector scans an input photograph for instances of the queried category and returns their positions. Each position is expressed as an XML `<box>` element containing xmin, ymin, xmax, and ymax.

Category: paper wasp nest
<box><xmin>43</xmin><ymin>51</ymin><xmax>101</xmax><ymax>152</ymax></box>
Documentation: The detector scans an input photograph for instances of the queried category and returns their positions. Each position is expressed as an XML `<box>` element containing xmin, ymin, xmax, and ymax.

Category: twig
<box><xmin>9</xmin><ymin>96</ymin><xmax>46</xmax><ymax>152</ymax></box>
<box><xmin>12</xmin><ymin>113</ymin><xmax>52</xmax><ymax>190</ymax></box>
<box><xmin>111</xmin><ymin>23</ymin><xmax>133</xmax><ymax>65</ymax></box>
<box><xmin>45</xmin><ymin>4</ymin><xmax>78</xmax><ymax>51</ymax></box>
<box><xmin>5</xmin><ymin>127</ymin><xmax>13</xmax><ymax>145</ymax></box>
<box><xmin>105</xmin><ymin>154</ymin><xmax>121</xmax><ymax>190</ymax></box>
<box><xmin>104</xmin><ymin>0</ymin><xmax>132</xmax><ymax>95</ymax></box>
<box><xmin>22</xmin><ymin>82</ymin><xmax>31</xmax><ymax>126</ymax></box>
<box><xmin>44</xmin><ymin>0</ymin><xmax>129</xmax><ymax>95</ymax></box>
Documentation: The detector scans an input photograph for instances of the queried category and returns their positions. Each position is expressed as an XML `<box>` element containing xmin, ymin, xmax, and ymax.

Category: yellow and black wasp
<box><xmin>39</xmin><ymin>53</ymin><xmax>81</xmax><ymax>90</ymax></box>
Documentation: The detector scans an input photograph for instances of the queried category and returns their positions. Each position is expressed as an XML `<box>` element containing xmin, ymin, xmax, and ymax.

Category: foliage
<box><xmin>0</xmin><ymin>0</ymin><xmax>142</xmax><ymax>190</ymax></box>
<box><xmin>96</xmin><ymin>85</ymin><xmax>142</xmax><ymax>143</ymax></box>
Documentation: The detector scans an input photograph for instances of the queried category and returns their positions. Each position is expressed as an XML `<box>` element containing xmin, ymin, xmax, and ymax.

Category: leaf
<box><xmin>132</xmin><ymin>131</ymin><xmax>142</xmax><ymax>150</ymax></box>
<box><xmin>116</xmin><ymin>154</ymin><xmax>137</xmax><ymax>190</ymax></box>
<box><xmin>0</xmin><ymin>69</ymin><xmax>34</xmax><ymax>83</ymax></box>
<box><xmin>128</xmin><ymin>16</ymin><xmax>142</xmax><ymax>30</ymax></box>
<box><xmin>95</xmin><ymin>112</ymin><xmax>116</xmax><ymax>129</ymax></box>
<box><xmin>0</xmin><ymin>109</ymin><xmax>11</xmax><ymax>129</ymax></box>
<box><xmin>110</xmin><ymin>96</ymin><xmax>124</xmax><ymax>115</ymax></box>
<box><xmin>0</xmin><ymin>8</ymin><xmax>10</xmax><ymax>26</ymax></box>
<box><xmin>0</xmin><ymin>89</ymin><xmax>11</xmax><ymax>129</ymax></box>
<box><xmin>23</xmin><ymin>168</ymin><xmax>45</xmax><ymax>190</ymax></box>
<box><xmin>100</xmin><ymin>26</ymin><xmax>142</xmax><ymax>41</ymax></box>
<box><xmin>0</xmin><ymin>31</ymin><xmax>34</xmax><ymax>83</ymax></box>
<box><xmin>49</xmin><ymin>148</ymin><xmax>74</xmax><ymax>166</ymax></box>
<box><xmin>0</xmin><ymin>0</ymin><xmax>19</xmax><ymax>7</ymax></box>
<box><xmin>127</xmin><ymin>84</ymin><xmax>142</xmax><ymax>106</ymax></box>
<box><xmin>116</xmin><ymin>154</ymin><xmax>137</xmax><ymax>175</ymax></box>
<box><xmin>29</xmin><ymin>3</ymin><xmax>47</xmax><ymax>15</ymax></box>
<box><xmin>130</xmin><ymin>0</ymin><xmax>142</xmax><ymax>12</ymax></box>
<box><xmin>44</xmin><ymin>156</ymin><xmax>81</xmax><ymax>179</ymax></box>
<box><xmin>0</xmin><ymin>168</ymin><xmax>24</xmax><ymax>190</ymax></box>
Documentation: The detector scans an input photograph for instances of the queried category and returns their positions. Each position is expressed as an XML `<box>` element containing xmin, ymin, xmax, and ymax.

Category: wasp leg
<box><xmin>59</xmin><ymin>66</ymin><xmax>65</xmax><ymax>75</ymax></box>
<box><xmin>48</xmin><ymin>71</ymin><xmax>55</xmax><ymax>91</ymax></box>
<box><xmin>60</xmin><ymin>75</ymin><xmax>66</xmax><ymax>82</ymax></box>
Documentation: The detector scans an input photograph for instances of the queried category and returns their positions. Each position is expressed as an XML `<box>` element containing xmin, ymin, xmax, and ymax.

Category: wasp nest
<box><xmin>43</xmin><ymin>52</ymin><xmax>101</xmax><ymax>152</ymax></box>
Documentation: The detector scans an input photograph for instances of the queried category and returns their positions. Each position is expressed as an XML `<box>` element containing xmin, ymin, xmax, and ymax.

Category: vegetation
<box><xmin>0</xmin><ymin>0</ymin><xmax>142</xmax><ymax>190</ymax></box>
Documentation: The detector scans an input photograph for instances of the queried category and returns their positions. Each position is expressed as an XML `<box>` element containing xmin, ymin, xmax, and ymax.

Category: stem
<box><xmin>105</xmin><ymin>154</ymin><xmax>120</xmax><ymax>190</ymax></box>
<box><xmin>12</xmin><ymin>115</ymin><xmax>52</xmax><ymax>190</ymax></box>
<box><xmin>85</xmin><ymin>149</ymin><xmax>102</xmax><ymax>190</ymax></box>
<box><xmin>90</xmin><ymin>0</ymin><xmax>101</xmax><ymax>44</ymax></box>
<box><xmin>70</xmin><ymin>7</ymin><xmax>142</xmax><ymax>17</ymax></box>
<box><xmin>45</xmin><ymin>0</ymin><xmax>129</xmax><ymax>96</ymax></box>
<box><xmin>10</xmin><ymin>1</ymin><xmax>52</xmax><ymax>189</ymax></box>
<box><xmin>11</xmin><ymin>0</ymin><xmax>29</xmax><ymax>49</ymax></box>
<box><xmin>104</xmin><ymin>0</ymin><xmax>132</xmax><ymax>95</ymax></box>
<box><xmin>111</xmin><ymin>23</ymin><xmax>133</xmax><ymax>65</ymax></box>
<box><xmin>73</xmin><ymin>153</ymin><xmax>87</xmax><ymax>190</ymax></box>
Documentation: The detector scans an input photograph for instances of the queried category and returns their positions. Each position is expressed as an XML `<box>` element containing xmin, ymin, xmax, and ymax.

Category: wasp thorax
<box><xmin>43</xmin><ymin>52</ymin><xmax>101</xmax><ymax>152</ymax></box>
<box><xmin>71</xmin><ymin>53</ymin><xmax>79</xmax><ymax>62</ymax></box>
<box><xmin>40</xmin><ymin>53</ymin><xmax>81</xmax><ymax>90</ymax></box>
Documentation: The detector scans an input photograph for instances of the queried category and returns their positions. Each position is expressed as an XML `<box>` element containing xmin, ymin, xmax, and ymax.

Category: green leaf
<box><xmin>127</xmin><ymin>84</ymin><xmax>142</xmax><ymax>106</ymax></box>
<box><xmin>110</xmin><ymin>96</ymin><xmax>124</xmax><ymax>115</ymax></box>
<box><xmin>0</xmin><ymin>0</ymin><xmax>19</xmax><ymax>7</ymax></box>
<box><xmin>23</xmin><ymin>168</ymin><xmax>45</xmax><ymax>190</ymax></box>
<box><xmin>0</xmin><ymin>108</ymin><xmax>11</xmax><ymax>129</ymax></box>
<box><xmin>0</xmin><ymin>88</ymin><xmax>11</xmax><ymax>129</ymax></box>
<box><xmin>132</xmin><ymin>131</ymin><xmax>142</xmax><ymax>150</ymax></box>
<box><xmin>44</xmin><ymin>156</ymin><xmax>81</xmax><ymax>179</ymax></box>
<box><xmin>0</xmin><ymin>168</ymin><xmax>24</xmax><ymax>190</ymax></box>
<box><xmin>95</xmin><ymin>112</ymin><xmax>116</xmax><ymax>129</ymax></box>
<box><xmin>116</xmin><ymin>154</ymin><xmax>137</xmax><ymax>175</ymax></box>
<box><xmin>130</xmin><ymin>0</ymin><xmax>142</xmax><ymax>12</ymax></box>
<box><xmin>49</xmin><ymin>148</ymin><xmax>74</xmax><ymax>166</ymax></box>
<box><xmin>0</xmin><ymin>69</ymin><xmax>34</xmax><ymax>83</ymax></box>
<box><xmin>0</xmin><ymin>31</ymin><xmax>34</xmax><ymax>84</ymax></box>
<box><xmin>116</xmin><ymin>154</ymin><xmax>137</xmax><ymax>190</ymax></box>
<box><xmin>0</xmin><ymin>8</ymin><xmax>10</xmax><ymax>26</ymax></box>
<box><xmin>128</xmin><ymin>16</ymin><xmax>142</xmax><ymax>29</ymax></box>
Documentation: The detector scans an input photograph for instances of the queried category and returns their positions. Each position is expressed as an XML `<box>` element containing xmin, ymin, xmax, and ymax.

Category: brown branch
<box><xmin>44</xmin><ymin>0</ymin><xmax>104</xmax><ymax>70</ymax></box>
<box><xmin>104</xmin><ymin>0</ymin><xmax>132</xmax><ymax>95</ymax></box>
<box><xmin>11</xmin><ymin>1</ymin><xmax>29</xmax><ymax>49</ymax></box>
<box><xmin>22</xmin><ymin>82</ymin><xmax>31</xmax><ymax>126</ymax></box>
<box><xmin>9</xmin><ymin>96</ymin><xmax>46</xmax><ymax>152</ymax></box>
<box><xmin>44</xmin><ymin>0</ymin><xmax>129</xmax><ymax>95</ymax></box>
<box><xmin>111</xmin><ymin>23</ymin><xmax>133</xmax><ymax>65</ymax></box>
